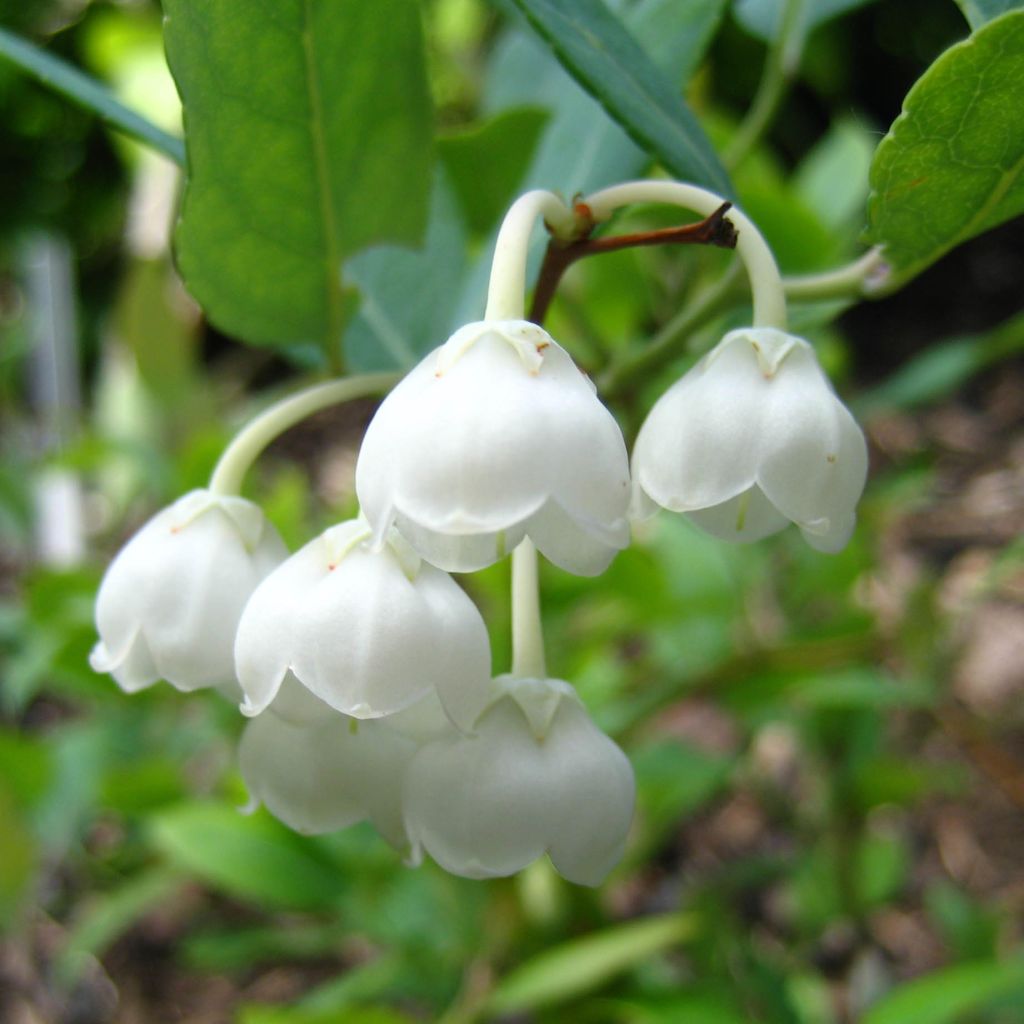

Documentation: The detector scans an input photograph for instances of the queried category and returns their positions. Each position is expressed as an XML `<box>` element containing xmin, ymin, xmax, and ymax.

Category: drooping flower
<box><xmin>403</xmin><ymin>675</ymin><xmax>635</xmax><ymax>886</ymax></box>
<box><xmin>90</xmin><ymin>489</ymin><xmax>287</xmax><ymax>693</ymax></box>
<box><xmin>632</xmin><ymin>327</ymin><xmax>868</xmax><ymax>552</ymax></box>
<box><xmin>239</xmin><ymin>679</ymin><xmax>422</xmax><ymax>845</ymax></box>
<box><xmin>234</xmin><ymin>519</ymin><xmax>491</xmax><ymax>727</ymax></box>
<box><xmin>355</xmin><ymin>320</ymin><xmax>631</xmax><ymax>576</ymax></box>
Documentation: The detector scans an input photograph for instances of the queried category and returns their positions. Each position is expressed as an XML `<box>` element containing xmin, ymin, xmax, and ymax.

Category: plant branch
<box><xmin>0</xmin><ymin>26</ymin><xmax>186</xmax><ymax>166</ymax></box>
<box><xmin>724</xmin><ymin>0</ymin><xmax>808</xmax><ymax>168</ymax></box>
<box><xmin>529</xmin><ymin>201</ymin><xmax>737</xmax><ymax>325</ymax></box>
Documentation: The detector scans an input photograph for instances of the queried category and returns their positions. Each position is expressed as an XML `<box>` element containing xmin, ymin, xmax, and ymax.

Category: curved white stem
<box><xmin>208</xmin><ymin>372</ymin><xmax>398</xmax><ymax>496</ymax></box>
<box><xmin>484</xmin><ymin>190</ymin><xmax>575</xmax><ymax>321</ymax></box>
<box><xmin>511</xmin><ymin>538</ymin><xmax>546</xmax><ymax>679</ymax></box>
<box><xmin>583</xmin><ymin>181</ymin><xmax>787</xmax><ymax>330</ymax></box>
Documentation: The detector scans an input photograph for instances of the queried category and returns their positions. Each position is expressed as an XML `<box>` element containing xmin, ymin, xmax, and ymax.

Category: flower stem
<box><xmin>208</xmin><ymin>372</ymin><xmax>398</xmax><ymax>496</ymax></box>
<box><xmin>511</xmin><ymin>539</ymin><xmax>546</xmax><ymax>680</ymax></box>
<box><xmin>783</xmin><ymin>247</ymin><xmax>888</xmax><ymax>302</ymax></box>
<box><xmin>724</xmin><ymin>0</ymin><xmax>808</xmax><ymax>169</ymax></box>
<box><xmin>583</xmin><ymin>181</ymin><xmax>787</xmax><ymax>331</ymax></box>
<box><xmin>486</xmin><ymin>192</ymin><xmax>577</xmax><ymax>682</ymax></box>
<box><xmin>484</xmin><ymin>190</ymin><xmax>575</xmax><ymax>321</ymax></box>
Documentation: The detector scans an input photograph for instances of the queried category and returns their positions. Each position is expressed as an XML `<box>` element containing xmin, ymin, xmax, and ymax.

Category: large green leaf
<box><xmin>487</xmin><ymin>913</ymin><xmax>695</xmax><ymax>1013</ymax></box>
<box><xmin>150</xmin><ymin>803</ymin><xmax>343</xmax><ymax>911</ymax></box>
<box><xmin>955</xmin><ymin>0</ymin><xmax>1024</xmax><ymax>29</ymax></box>
<box><xmin>861</xmin><ymin>960</ymin><xmax>1024</xmax><ymax>1024</ymax></box>
<box><xmin>163</xmin><ymin>0</ymin><xmax>434</xmax><ymax>356</ymax></box>
<box><xmin>506</xmin><ymin>0</ymin><xmax>731</xmax><ymax>195</ymax></box>
<box><xmin>867</xmin><ymin>11</ymin><xmax>1024</xmax><ymax>289</ymax></box>
<box><xmin>438</xmin><ymin>107</ymin><xmax>550</xmax><ymax>236</ymax></box>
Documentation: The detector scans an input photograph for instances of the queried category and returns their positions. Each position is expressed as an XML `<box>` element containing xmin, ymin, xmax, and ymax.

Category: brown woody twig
<box><xmin>529</xmin><ymin>200</ymin><xmax>738</xmax><ymax>326</ymax></box>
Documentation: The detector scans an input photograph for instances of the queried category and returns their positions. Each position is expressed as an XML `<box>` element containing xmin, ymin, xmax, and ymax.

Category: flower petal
<box><xmin>631</xmin><ymin>332</ymin><xmax>769</xmax><ymax>512</ymax></box>
<box><xmin>357</xmin><ymin>322</ymin><xmax>630</xmax><ymax>575</ymax></box>
<box><xmin>235</xmin><ymin>529</ymin><xmax>329</xmax><ymax>716</ymax></box>
<box><xmin>392</xmin><ymin>511</ymin><xmax>530</xmax><ymax>574</ymax></box>
<box><xmin>239</xmin><ymin>710</ymin><xmax>417</xmax><ymax>843</ymax></box>
<box><xmin>95</xmin><ymin>490</ymin><xmax>287</xmax><ymax>694</ymax></box>
<box><xmin>684</xmin><ymin>485</ymin><xmax>790</xmax><ymax>544</ymax></box>
<box><xmin>527</xmin><ymin>499</ymin><xmax>628</xmax><ymax>577</ymax></box>
<box><xmin>755</xmin><ymin>342</ymin><xmax>868</xmax><ymax>545</ymax></box>
<box><xmin>404</xmin><ymin>677</ymin><xmax>635</xmax><ymax>884</ymax></box>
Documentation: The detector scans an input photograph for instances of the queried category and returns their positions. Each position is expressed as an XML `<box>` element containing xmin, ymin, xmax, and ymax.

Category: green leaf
<box><xmin>487</xmin><ymin>913</ymin><xmax>695</xmax><ymax>1013</ymax></box>
<box><xmin>163</xmin><ymin>0</ymin><xmax>434</xmax><ymax>356</ymax></box>
<box><xmin>149</xmin><ymin>803</ymin><xmax>343</xmax><ymax>911</ymax></box>
<box><xmin>955</xmin><ymin>0</ymin><xmax>1024</xmax><ymax>30</ymax></box>
<box><xmin>183</xmin><ymin>922</ymin><xmax>344</xmax><ymax>973</ymax></box>
<box><xmin>787</xmin><ymin>669</ymin><xmax>933</xmax><ymax>710</ymax></box>
<box><xmin>632</xmin><ymin>740</ymin><xmax>732</xmax><ymax>850</ymax></box>
<box><xmin>239</xmin><ymin>1007</ymin><xmax>415</xmax><ymax>1024</ymax></box>
<box><xmin>857</xmin><ymin>309</ymin><xmax>1024</xmax><ymax>414</ymax></box>
<box><xmin>487</xmin><ymin>0</ymin><xmax>727</xmax><ymax>195</ymax></box>
<box><xmin>793</xmin><ymin>117</ymin><xmax>875</xmax><ymax>232</ymax></box>
<box><xmin>734</xmin><ymin>0</ymin><xmax>879</xmax><ymax>42</ymax></box>
<box><xmin>343</xmin><ymin>175</ymin><xmax>467</xmax><ymax>372</ymax></box>
<box><xmin>861</xmin><ymin>960</ymin><xmax>1024</xmax><ymax>1024</ymax></box>
<box><xmin>0</xmin><ymin>785</ymin><xmax>35</xmax><ymax>930</ymax></box>
<box><xmin>603</xmin><ymin>991</ymin><xmax>748</xmax><ymax>1024</ymax></box>
<box><xmin>55</xmin><ymin>867</ymin><xmax>185</xmax><ymax>985</ymax></box>
<box><xmin>926</xmin><ymin>883</ymin><xmax>1001</xmax><ymax>962</ymax></box>
<box><xmin>506</xmin><ymin>0</ymin><xmax>731</xmax><ymax>195</ymax></box>
<box><xmin>438</xmin><ymin>107</ymin><xmax>550</xmax><ymax>236</ymax></box>
<box><xmin>0</xmin><ymin>728</ymin><xmax>52</xmax><ymax>808</ymax></box>
<box><xmin>867</xmin><ymin>11</ymin><xmax>1024</xmax><ymax>288</ymax></box>
<box><xmin>0</xmin><ymin>25</ymin><xmax>184</xmax><ymax>164</ymax></box>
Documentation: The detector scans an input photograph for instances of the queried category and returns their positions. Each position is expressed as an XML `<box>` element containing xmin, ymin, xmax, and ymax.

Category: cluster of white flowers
<box><xmin>90</xmin><ymin>182</ymin><xmax>868</xmax><ymax>886</ymax></box>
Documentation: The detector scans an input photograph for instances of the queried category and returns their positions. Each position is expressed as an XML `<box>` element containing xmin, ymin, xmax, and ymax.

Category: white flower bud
<box><xmin>632</xmin><ymin>327</ymin><xmax>868</xmax><ymax>552</ymax></box>
<box><xmin>239</xmin><ymin>679</ymin><xmax>418</xmax><ymax>845</ymax></box>
<box><xmin>355</xmin><ymin>320</ymin><xmax>631</xmax><ymax>576</ymax></box>
<box><xmin>90</xmin><ymin>489</ymin><xmax>287</xmax><ymax>693</ymax></box>
<box><xmin>234</xmin><ymin>520</ymin><xmax>492</xmax><ymax>727</ymax></box>
<box><xmin>403</xmin><ymin>675</ymin><xmax>635</xmax><ymax>886</ymax></box>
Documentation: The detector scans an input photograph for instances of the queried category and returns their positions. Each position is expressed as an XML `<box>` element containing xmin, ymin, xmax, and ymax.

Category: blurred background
<box><xmin>0</xmin><ymin>0</ymin><xmax>1022</xmax><ymax>1021</ymax></box>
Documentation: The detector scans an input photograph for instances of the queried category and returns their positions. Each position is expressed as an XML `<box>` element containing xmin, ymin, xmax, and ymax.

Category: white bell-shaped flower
<box><xmin>239</xmin><ymin>679</ymin><xmax>420</xmax><ymax>846</ymax></box>
<box><xmin>234</xmin><ymin>520</ymin><xmax>491</xmax><ymax>726</ymax></box>
<box><xmin>403</xmin><ymin>675</ymin><xmax>635</xmax><ymax>886</ymax></box>
<box><xmin>90</xmin><ymin>489</ymin><xmax>287</xmax><ymax>693</ymax></box>
<box><xmin>355</xmin><ymin>320</ymin><xmax>631</xmax><ymax>576</ymax></box>
<box><xmin>632</xmin><ymin>327</ymin><xmax>868</xmax><ymax>552</ymax></box>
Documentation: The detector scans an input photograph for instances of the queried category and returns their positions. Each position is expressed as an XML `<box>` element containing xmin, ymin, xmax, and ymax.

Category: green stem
<box><xmin>599</xmin><ymin>259</ymin><xmax>743</xmax><ymax>395</ymax></box>
<box><xmin>510</xmin><ymin>539</ymin><xmax>546</xmax><ymax>679</ymax></box>
<box><xmin>782</xmin><ymin>247</ymin><xmax>887</xmax><ymax>302</ymax></box>
<box><xmin>724</xmin><ymin>0</ymin><xmax>808</xmax><ymax>169</ymax></box>
<box><xmin>0</xmin><ymin>26</ymin><xmax>185</xmax><ymax>166</ymax></box>
<box><xmin>208</xmin><ymin>372</ymin><xmax>398</xmax><ymax>496</ymax></box>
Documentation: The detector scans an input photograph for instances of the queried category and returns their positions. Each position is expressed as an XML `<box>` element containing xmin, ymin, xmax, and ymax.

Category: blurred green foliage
<box><xmin>1</xmin><ymin>1</ymin><xmax>1023</xmax><ymax>1022</ymax></box>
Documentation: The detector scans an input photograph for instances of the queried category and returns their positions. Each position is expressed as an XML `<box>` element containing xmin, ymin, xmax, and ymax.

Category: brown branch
<box><xmin>529</xmin><ymin>201</ymin><xmax>738</xmax><ymax>326</ymax></box>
